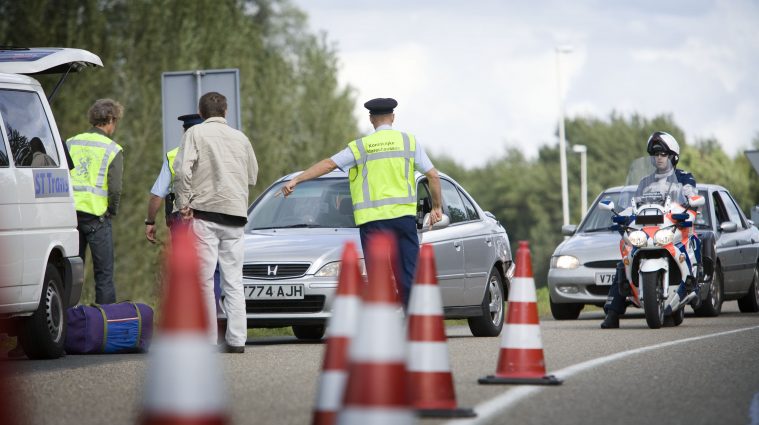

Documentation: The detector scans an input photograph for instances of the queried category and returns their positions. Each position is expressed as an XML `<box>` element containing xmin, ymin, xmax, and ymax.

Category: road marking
<box><xmin>445</xmin><ymin>325</ymin><xmax>759</xmax><ymax>425</ymax></box>
<box><xmin>750</xmin><ymin>392</ymin><xmax>759</xmax><ymax>425</ymax></box>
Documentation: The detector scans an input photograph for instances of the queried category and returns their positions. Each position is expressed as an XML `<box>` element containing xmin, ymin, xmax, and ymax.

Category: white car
<box><xmin>0</xmin><ymin>48</ymin><xmax>101</xmax><ymax>358</ymax></box>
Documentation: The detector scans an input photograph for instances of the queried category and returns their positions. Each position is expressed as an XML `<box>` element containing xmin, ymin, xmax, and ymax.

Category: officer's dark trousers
<box><xmin>360</xmin><ymin>216</ymin><xmax>419</xmax><ymax>307</ymax></box>
<box><xmin>603</xmin><ymin>261</ymin><xmax>627</xmax><ymax>315</ymax></box>
<box><xmin>78</xmin><ymin>215</ymin><xmax>116</xmax><ymax>304</ymax></box>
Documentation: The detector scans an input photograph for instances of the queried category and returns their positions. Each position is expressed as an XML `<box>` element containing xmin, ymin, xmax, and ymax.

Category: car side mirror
<box><xmin>720</xmin><ymin>221</ymin><xmax>738</xmax><ymax>233</ymax></box>
<box><xmin>598</xmin><ymin>200</ymin><xmax>614</xmax><ymax>211</ymax></box>
<box><xmin>561</xmin><ymin>224</ymin><xmax>577</xmax><ymax>236</ymax></box>
<box><xmin>421</xmin><ymin>213</ymin><xmax>450</xmax><ymax>232</ymax></box>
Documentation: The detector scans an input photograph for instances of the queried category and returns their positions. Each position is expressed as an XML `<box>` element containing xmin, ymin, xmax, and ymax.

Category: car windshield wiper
<box><xmin>582</xmin><ymin>227</ymin><xmax>613</xmax><ymax>233</ymax></box>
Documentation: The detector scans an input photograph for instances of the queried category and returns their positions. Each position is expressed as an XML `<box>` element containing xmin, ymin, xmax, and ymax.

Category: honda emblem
<box><xmin>267</xmin><ymin>265</ymin><xmax>278</xmax><ymax>276</ymax></box>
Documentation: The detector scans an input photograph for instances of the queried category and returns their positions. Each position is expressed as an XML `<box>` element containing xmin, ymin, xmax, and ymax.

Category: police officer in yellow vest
<box><xmin>66</xmin><ymin>99</ymin><xmax>124</xmax><ymax>304</ymax></box>
<box><xmin>145</xmin><ymin>113</ymin><xmax>203</xmax><ymax>243</ymax></box>
<box><xmin>281</xmin><ymin>98</ymin><xmax>443</xmax><ymax>306</ymax></box>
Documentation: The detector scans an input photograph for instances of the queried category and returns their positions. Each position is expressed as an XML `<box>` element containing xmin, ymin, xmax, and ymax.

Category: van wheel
<box><xmin>292</xmin><ymin>325</ymin><xmax>325</xmax><ymax>340</ymax></box>
<box><xmin>19</xmin><ymin>264</ymin><xmax>66</xmax><ymax>359</ymax></box>
<box><xmin>468</xmin><ymin>267</ymin><xmax>505</xmax><ymax>337</ymax></box>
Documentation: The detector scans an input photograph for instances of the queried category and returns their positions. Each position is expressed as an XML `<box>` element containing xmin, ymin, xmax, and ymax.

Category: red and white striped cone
<box><xmin>479</xmin><ymin>240</ymin><xmax>562</xmax><ymax>386</ymax></box>
<box><xmin>407</xmin><ymin>244</ymin><xmax>475</xmax><ymax>418</ymax></box>
<box><xmin>141</xmin><ymin>224</ymin><xmax>229</xmax><ymax>425</ymax></box>
<box><xmin>337</xmin><ymin>233</ymin><xmax>415</xmax><ymax>425</ymax></box>
<box><xmin>312</xmin><ymin>242</ymin><xmax>363</xmax><ymax>425</ymax></box>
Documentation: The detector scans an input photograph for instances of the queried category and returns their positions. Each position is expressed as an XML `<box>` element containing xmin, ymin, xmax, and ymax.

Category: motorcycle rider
<box><xmin>601</xmin><ymin>131</ymin><xmax>699</xmax><ymax>329</ymax></box>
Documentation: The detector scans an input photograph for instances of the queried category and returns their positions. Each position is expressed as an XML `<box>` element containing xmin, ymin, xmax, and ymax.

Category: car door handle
<box><xmin>485</xmin><ymin>237</ymin><xmax>492</xmax><ymax>246</ymax></box>
<box><xmin>454</xmin><ymin>241</ymin><xmax>462</xmax><ymax>252</ymax></box>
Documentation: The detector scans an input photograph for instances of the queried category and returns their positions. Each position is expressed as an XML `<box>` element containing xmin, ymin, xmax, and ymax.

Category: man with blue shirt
<box><xmin>281</xmin><ymin>98</ymin><xmax>443</xmax><ymax>306</ymax></box>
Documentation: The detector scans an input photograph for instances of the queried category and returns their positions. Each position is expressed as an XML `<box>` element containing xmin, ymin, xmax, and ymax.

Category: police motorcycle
<box><xmin>598</xmin><ymin>159</ymin><xmax>705</xmax><ymax>329</ymax></box>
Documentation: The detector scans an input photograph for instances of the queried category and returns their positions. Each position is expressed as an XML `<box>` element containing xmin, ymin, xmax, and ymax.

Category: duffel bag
<box><xmin>65</xmin><ymin>302</ymin><xmax>153</xmax><ymax>354</ymax></box>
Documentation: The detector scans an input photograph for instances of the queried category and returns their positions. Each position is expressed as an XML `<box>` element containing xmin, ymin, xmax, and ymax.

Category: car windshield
<box><xmin>578</xmin><ymin>188</ymin><xmax>637</xmax><ymax>233</ymax></box>
<box><xmin>579</xmin><ymin>187</ymin><xmax>712</xmax><ymax>232</ymax></box>
<box><xmin>246</xmin><ymin>178</ymin><xmax>356</xmax><ymax>231</ymax></box>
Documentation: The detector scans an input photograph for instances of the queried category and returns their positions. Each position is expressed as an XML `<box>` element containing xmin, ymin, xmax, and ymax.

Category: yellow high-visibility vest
<box><xmin>347</xmin><ymin>130</ymin><xmax>416</xmax><ymax>226</ymax></box>
<box><xmin>66</xmin><ymin>132</ymin><xmax>122</xmax><ymax>216</ymax></box>
<box><xmin>166</xmin><ymin>147</ymin><xmax>179</xmax><ymax>188</ymax></box>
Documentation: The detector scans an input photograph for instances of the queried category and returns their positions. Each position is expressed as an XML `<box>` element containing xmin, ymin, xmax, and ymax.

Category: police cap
<box><xmin>177</xmin><ymin>113</ymin><xmax>203</xmax><ymax>130</ymax></box>
<box><xmin>363</xmin><ymin>98</ymin><xmax>397</xmax><ymax>115</ymax></box>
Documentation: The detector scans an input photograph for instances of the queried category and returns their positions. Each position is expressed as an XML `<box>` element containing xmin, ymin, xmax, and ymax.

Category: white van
<box><xmin>0</xmin><ymin>48</ymin><xmax>102</xmax><ymax>359</ymax></box>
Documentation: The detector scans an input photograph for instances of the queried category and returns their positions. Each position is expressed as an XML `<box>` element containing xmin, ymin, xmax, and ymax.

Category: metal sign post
<box><xmin>161</xmin><ymin>68</ymin><xmax>241</xmax><ymax>155</ymax></box>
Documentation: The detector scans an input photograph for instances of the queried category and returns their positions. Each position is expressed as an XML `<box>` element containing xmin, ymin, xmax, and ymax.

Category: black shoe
<box><xmin>7</xmin><ymin>344</ymin><xmax>25</xmax><ymax>358</ymax></box>
<box><xmin>219</xmin><ymin>343</ymin><xmax>245</xmax><ymax>354</ymax></box>
<box><xmin>601</xmin><ymin>311</ymin><xmax>620</xmax><ymax>329</ymax></box>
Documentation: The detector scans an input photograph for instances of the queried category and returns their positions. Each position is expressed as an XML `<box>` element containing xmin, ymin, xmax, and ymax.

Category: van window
<box><xmin>0</xmin><ymin>89</ymin><xmax>59</xmax><ymax>167</ymax></box>
<box><xmin>0</xmin><ymin>134</ymin><xmax>8</xmax><ymax>167</ymax></box>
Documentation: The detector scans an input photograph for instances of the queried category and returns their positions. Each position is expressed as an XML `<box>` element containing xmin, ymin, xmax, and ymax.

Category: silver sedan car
<box><xmin>235</xmin><ymin>170</ymin><xmax>514</xmax><ymax>339</ymax></box>
<box><xmin>548</xmin><ymin>183</ymin><xmax>759</xmax><ymax>320</ymax></box>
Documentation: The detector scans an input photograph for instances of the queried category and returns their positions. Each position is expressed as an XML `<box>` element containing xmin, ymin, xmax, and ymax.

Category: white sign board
<box><xmin>161</xmin><ymin>68</ymin><xmax>241</xmax><ymax>154</ymax></box>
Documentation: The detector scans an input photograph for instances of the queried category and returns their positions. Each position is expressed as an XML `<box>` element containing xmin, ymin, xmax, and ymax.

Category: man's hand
<box><xmin>428</xmin><ymin>207</ymin><xmax>443</xmax><ymax>230</ymax></box>
<box><xmin>145</xmin><ymin>224</ymin><xmax>158</xmax><ymax>244</ymax></box>
<box><xmin>180</xmin><ymin>207</ymin><xmax>193</xmax><ymax>221</ymax></box>
<box><xmin>280</xmin><ymin>180</ymin><xmax>297</xmax><ymax>197</ymax></box>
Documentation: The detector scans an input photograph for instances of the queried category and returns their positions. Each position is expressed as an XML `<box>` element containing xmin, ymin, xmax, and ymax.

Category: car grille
<box><xmin>586</xmin><ymin>285</ymin><xmax>611</xmax><ymax>296</ymax></box>
<box><xmin>243</xmin><ymin>263</ymin><xmax>310</xmax><ymax>279</ymax></box>
<box><xmin>584</xmin><ymin>260</ymin><xmax>619</xmax><ymax>269</ymax></box>
<box><xmin>246</xmin><ymin>295</ymin><xmax>325</xmax><ymax>314</ymax></box>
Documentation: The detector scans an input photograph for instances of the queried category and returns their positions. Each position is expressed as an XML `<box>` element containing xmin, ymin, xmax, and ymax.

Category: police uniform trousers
<box><xmin>359</xmin><ymin>215</ymin><xmax>419</xmax><ymax>307</ymax></box>
<box><xmin>77</xmin><ymin>215</ymin><xmax>117</xmax><ymax>304</ymax></box>
<box><xmin>191</xmin><ymin>218</ymin><xmax>247</xmax><ymax>347</ymax></box>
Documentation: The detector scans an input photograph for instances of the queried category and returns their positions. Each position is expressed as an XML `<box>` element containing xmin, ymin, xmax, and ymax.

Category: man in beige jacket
<box><xmin>174</xmin><ymin>92</ymin><xmax>258</xmax><ymax>353</ymax></box>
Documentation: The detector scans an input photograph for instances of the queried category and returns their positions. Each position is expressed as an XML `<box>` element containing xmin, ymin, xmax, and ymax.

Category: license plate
<box><xmin>245</xmin><ymin>284</ymin><xmax>304</xmax><ymax>299</ymax></box>
<box><xmin>595</xmin><ymin>272</ymin><xmax>615</xmax><ymax>286</ymax></box>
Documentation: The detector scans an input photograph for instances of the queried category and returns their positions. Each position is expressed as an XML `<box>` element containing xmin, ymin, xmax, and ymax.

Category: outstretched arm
<box><xmin>280</xmin><ymin>159</ymin><xmax>337</xmax><ymax>197</ymax></box>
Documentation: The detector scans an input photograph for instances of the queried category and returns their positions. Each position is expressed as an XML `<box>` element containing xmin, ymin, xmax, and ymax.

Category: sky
<box><xmin>293</xmin><ymin>0</ymin><xmax>759</xmax><ymax>168</ymax></box>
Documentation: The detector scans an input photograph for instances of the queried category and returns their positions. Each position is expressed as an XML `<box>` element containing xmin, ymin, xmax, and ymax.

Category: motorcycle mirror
<box><xmin>598</xmin><ymin>200</ymin><xmax>615</xmax><ymax>211</ymax></box>
<box><xmin>688</xmin><ymin>195</ymin><xmax>705</xmax><ymax>208</ymax></box>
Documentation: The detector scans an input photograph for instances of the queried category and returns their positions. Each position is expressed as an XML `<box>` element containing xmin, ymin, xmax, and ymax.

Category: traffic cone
<box><xmin>140</xmin><ymin>224</ymin><xmax>229</xmax><ymax>424</ymax></box>
<box><xmin>337</xmin><ymin>233</ymin><xmax>415</xmax><ymax>424</ymax></box>
<box><xmin>407</xmin><ymin>244</ymin><xmax>475</xmax><ymax>418</ymax></box>
<box><xmin>312</xmin><ymin>242</ymin><xmax>363</xmax><ymax>425</ymax></box>
<box><xmin>478</xmin><ymin>241</ymin><xmax>562</xmax><ymax>386</ymax></box>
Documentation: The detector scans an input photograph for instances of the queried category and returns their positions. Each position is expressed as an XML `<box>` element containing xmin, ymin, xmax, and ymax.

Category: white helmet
<box><xmin>646</xmin><ymin>131</ymin><xmax>680</xmax><ymax>166</ymax></box>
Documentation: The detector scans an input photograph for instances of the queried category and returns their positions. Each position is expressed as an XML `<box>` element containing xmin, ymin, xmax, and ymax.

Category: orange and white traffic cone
<box><xmin>479</xmin><ymin>241</ymin><xmax>562</xmax><ymax>386</ymax></box>
<box><xmin>312</xmin><ymin>242</ymin><xmax>363</xmax><ymax>425</ymax></box>
<box><xmin>337</xmin><ymin>233</ymin><xmax>415</xmax><ymax>424</ymax></box>
<box><xmin>140</xmin><ymin>224</ymin><xmax>229</xmax><ymax>425</ymax></box>
<box><xmin>407</xmin><ymin>244</ymin><xmax>475</xmax><ymax>418</ymax></box>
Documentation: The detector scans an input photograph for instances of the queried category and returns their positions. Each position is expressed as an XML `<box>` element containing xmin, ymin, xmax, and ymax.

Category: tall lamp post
<box><xmin>556</xmin><ymin>45</ymin><xmax>573</xmax><ymax>226</ymax></box>
<box><xmin>573</xmin><ymin>144</ymin><xmax>587</xmax><ymax>217</ymax></box>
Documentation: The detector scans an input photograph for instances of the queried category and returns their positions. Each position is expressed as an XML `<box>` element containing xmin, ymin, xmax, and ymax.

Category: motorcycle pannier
<box><xmin>65</xmin><ymin>302</ymin><xmax>154</xmax><ymax>354</ymax></box>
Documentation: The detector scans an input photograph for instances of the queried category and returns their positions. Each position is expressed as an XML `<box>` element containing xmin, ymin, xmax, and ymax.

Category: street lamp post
<box><xmin>573</xmin><ymin>144</ymin><xmax>587</xmax><ymax>217</ymax></box>
<box><xmin>556</xmin><ymin>45</ymin><xmax>573</xmax><ymax>226</ymax></box>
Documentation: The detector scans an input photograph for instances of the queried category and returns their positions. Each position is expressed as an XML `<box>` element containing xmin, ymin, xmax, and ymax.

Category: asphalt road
<box><xmin>4</xmin><ymin>303</ymin><xmax>759</xmax><ymax>425</ymax></box>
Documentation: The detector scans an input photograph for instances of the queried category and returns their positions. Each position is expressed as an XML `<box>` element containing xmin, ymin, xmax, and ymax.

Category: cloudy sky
<box><xmin>293</xmin><ymin>0</ymin><xmax>759</xmax><ymax>168</ymax></box>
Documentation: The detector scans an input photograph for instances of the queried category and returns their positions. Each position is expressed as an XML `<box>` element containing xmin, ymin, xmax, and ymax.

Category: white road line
<box><xmin>750</xmin><ymin>392</ymin><xmax>759</xmax><ymax>425</ymax></box>
<box><xmin>446</xmin><ymin>325</ymin><xmax>759</xmax><ymax>425</ymax></box>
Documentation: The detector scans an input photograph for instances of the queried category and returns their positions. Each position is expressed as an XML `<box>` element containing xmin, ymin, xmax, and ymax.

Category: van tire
<box><xmin>19</xmin><ymin>264</ymin><xmax>67</xmax><ymax>359</ymax></box>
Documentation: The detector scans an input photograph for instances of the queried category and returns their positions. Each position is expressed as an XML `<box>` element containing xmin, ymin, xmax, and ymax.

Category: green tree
<box><xmin>1</xmin><ymin>0</ymin><xmax>358</xmax><ymax>305</ymax></box>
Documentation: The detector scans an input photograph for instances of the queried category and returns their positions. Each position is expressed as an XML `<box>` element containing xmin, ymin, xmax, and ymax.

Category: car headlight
<box><xmin>551</xmin><ymin>255</ymin><xmax>579</xmax><ymax>269</ymax></box>
<box><xmin>654</xmin><ymin>228</ymin><xmax>675</xmax><ymax>246</ymax></box>
<box><xmin>628</xmin><ymin>230</ymin><xmax>648</xmax><ymax>247</ymax></box>
<box><xmin>315</xmin><ymin>259</ymin><xmax>367</xmax><ymax>277</ymax></box>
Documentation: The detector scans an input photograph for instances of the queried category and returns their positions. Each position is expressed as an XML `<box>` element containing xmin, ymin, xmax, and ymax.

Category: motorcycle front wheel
<box><xmin>641</xmin><ymin>271</ymin><xmax>665</xmax><ymax>329</ymax></box>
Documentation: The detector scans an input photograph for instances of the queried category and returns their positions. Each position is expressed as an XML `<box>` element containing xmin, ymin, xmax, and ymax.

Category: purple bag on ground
<box><xmin>65</xmin><ymin>302</ymin><xmax>153</xmax><ymax>354</ymax></box>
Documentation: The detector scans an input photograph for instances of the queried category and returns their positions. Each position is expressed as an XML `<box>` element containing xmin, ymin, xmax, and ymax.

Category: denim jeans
<box><xmin>78</xmin><ymin>215</ymin><xmax>116</xmax><ymax>304</ymax></box>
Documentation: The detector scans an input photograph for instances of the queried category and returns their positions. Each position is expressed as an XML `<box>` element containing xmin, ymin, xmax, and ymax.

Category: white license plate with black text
<box><xmin>245</xmin><ymin>284</ymin><xmax>304</xmax><ymax>299</ymax></box>
<box><xmin>595</xmin><ymin>272</ymin><xmax>615</xmax><ymax>286</ymax></box>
